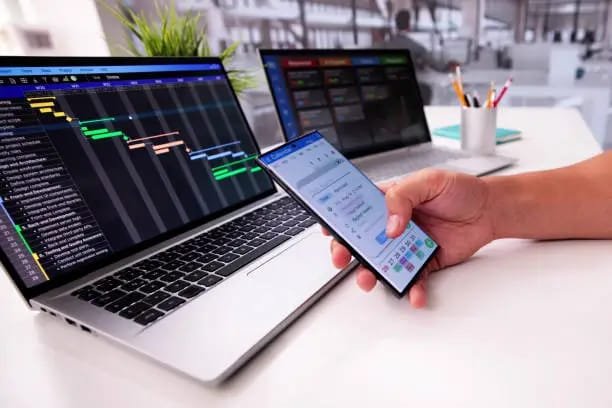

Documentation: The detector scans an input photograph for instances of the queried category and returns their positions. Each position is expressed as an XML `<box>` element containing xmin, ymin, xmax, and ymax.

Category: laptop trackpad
<box><xmin>248</xmin><ymin>230</ymin><xmax>337</xmax><ymax>295</ymax></box>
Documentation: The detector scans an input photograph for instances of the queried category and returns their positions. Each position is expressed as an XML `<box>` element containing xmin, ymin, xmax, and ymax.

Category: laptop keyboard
<box><xmin>360</xmin><ymin>148</ymin><xmax>469</xmax><ymax>182</ymax></box>
<box><xmin>70</xmin><ymin>196</ymin><xmax>316</xmax><ymax>326</ymax></box>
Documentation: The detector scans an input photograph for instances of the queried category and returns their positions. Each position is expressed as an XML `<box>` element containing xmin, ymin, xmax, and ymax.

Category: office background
<box><xmin>2</xmin><ymin>0</ymin><xmax>611</xmax><ymax>149</ymax></box>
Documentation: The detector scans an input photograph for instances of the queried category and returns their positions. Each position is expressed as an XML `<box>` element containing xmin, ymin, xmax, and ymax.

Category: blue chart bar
<box><xmin>188</xmin><ymin>141</ymin><xmax>246</xmax><ymax>162</ymax></box>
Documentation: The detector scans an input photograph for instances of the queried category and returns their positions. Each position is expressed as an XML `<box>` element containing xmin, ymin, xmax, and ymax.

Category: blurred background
<box><xmin>2</xmin><ymin>0</ymin><xmax>611</xmax><ymax>149</ymax></box>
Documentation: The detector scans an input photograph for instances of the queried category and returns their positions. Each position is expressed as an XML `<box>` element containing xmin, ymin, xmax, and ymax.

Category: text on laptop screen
<box><xmin>261</xmin><ymin>51</ymin><xmax>430</xmax><ymax>158</ymax></box>
<box><xmin>0</xmin><ymin>62</ymin><xmax>274</xmax><ymax>288</ymax></box>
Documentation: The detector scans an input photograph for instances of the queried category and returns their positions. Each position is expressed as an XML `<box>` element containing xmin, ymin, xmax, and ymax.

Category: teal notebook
<box><xmin>433</xmin><ymin>125</ymin><xmax>522</xmax><ymax>144</ymax></box>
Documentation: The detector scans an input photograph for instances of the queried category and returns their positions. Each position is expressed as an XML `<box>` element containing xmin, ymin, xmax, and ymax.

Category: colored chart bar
<box><xmin>91</xmin><ymin>131</ymin><xmax>124</xmax><ymax>140</ymax></box>
<box><xmin>30</xmin><ymin>102</ymin><xmax>55</xmax><ymax>108</ymax></box>
<box><xmin>80</xmin><ymin>117</ymin><xmax>115</xmax><ymax>125</ymax></box>
<box><xmin>214</xmin><ymin>167</ymin><xmax>248</xmax><ymax>180</ymax></box>
<box><xmin>250</xmin><ymin>166</ymin><xmax>262</xmax><ymax>173</ymax></box>
<box><xmin>83</xmin><ymin>128</ymin><xmax>110</xmax><ymax>136</ymax></box>
<box><xmin>14</xmin><ymin>224</ymin><xmax>49</xmax><ymax>280</ymax></box>
<box><xmin>211</xmin><ymin>154</ymin><xmax>258</xmax><ymax>172</ymax></box>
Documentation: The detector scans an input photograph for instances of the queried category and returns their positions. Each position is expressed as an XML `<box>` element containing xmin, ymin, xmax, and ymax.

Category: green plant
<box><xmin>101</xmin><ymin>1</ymin><xmax>256</xmax><ymax>94</ymax></box>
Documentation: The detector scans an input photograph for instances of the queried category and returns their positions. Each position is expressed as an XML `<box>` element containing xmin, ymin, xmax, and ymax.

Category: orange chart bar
<box><xmin>155</xmin><ymin>148</ymin><xmax>170</xmax><ymax>155</ymax></box>
<box><xmin>128</xmin><ymin>143</ymin><xmax>146</xmax><ymax>150</ymax></box>
<box><xmin>153</xmin><ymin>140</ymin><xmax>185</xmax><ymax>151</ymax></box>
<box><xmin>127</xmin><ymin>131</ymin><xmax>180</xmax><ymax>144</ymax></box>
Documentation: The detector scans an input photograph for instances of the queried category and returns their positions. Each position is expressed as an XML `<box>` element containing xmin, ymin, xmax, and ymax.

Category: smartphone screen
<box><xmin>258</xmin><ymin>131</ymin><xmax>438</xmax><ymax>296</ymax></box>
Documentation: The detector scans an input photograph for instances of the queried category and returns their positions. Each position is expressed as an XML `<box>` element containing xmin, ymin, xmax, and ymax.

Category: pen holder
<box><xmin>460</xmin><ymin>108</ymin><xmax>497</xmax><ymax>155</ymax></box>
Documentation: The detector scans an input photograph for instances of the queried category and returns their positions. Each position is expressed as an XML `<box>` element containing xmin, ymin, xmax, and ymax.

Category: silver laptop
<box><xmin>0</xmin><ymin>56</ymin><xmax>350</xmax><ymax>384</ymax></box>
<box><xmin>260</xmin><ymin>49</ymin><xmax>515</xmax><ymax>181</ymax></box>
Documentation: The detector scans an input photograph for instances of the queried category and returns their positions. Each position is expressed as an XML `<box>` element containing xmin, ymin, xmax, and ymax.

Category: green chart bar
<box><xmin>80</xmin><ymin>117</ymin><xmax>115</xmax><ymax>125</ymax></box>
<box><xmin>211</xmin><ymin>154</ymin><xmax>258</xmax><ymax>173</ymax></box>
<box><xmin>83</xmin><ymin>128</ymin><xmax>110</xmax><ymax>136</ymax></box>
<box><xmin>14</xmin><ymin>225</ymin><xmax>33</xmax><ymax>254</ymax></box>
<box><xmin>91</xmin><ymin>131</ymin><xmax>125</xmax><ymax>140</ymax></box>
<box><xmin>214</xmin><ymin>167</ymin><xmax>248</xmax><ymax>181</ymax></box>
<box><xmin>250</xmin><ymin>166</ymin><xmax>262</xmax><ymax>173</ymax></box>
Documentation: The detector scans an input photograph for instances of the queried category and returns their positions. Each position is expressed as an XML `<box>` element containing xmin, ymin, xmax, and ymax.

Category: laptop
<box><xmin>259</xmin><ymin>49</ymin><xmax>516</xmax><ymax>180</ymax></box>
<box><xmin>0</xmin><ymin>56</ymin><xmax>350</xmax><ymax>384</ymax></box>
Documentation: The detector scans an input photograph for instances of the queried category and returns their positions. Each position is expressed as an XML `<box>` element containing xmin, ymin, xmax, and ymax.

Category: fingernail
<box><xmin>386</xmin><ymin>214</ymin><xmax>401</xmax><ymax>235</ymax></box>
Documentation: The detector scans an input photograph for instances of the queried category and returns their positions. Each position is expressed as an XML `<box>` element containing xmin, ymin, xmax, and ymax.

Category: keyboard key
<box><xmin>77</xmin><ymin>289</ymin><xmax>102</xmax><ymax>301</ymax></box>
<box><xmin>157</xmin><ymin>296</ymin><xmax>186</xmax><ymax>312</ymax></box>
<box><xmin>139</xmin><ymin>281</ymin><xmax>165</xmax><ymax>294</ymax></box>
<box><xmin>150</xmin><ymin>252</ymin><xmax>176</xmax><ymax>263</ymax></box>
<box><xmin>283</xmin><ymin>219</ymin><xmax>300</xmax><ymax>227</ymax></box>
<box><xmin>272</xmin><ymin>226</ymin><xmax>289</xmax><ymax>233</ymax></box>
<box><xmin>278</xmin><ymin>214</ymin><xmax>293</xmax><ymax>222</ymax></box>
<box><xmin>298</xmin><ymin>219</ymin><xmax>317</xmax><ymax>228</ymax></box>
<box><xmin>242</xmin><ymin>232</ymin><xmax>258</xmax><ymax>240</ymax></box>
<box><xmin>196</xmin><ymin>253</ymin><xmax>218</xmax><ymax>264</ymax></box>
<box><xmin>162</xmin><ymin>260</ymin><xmax>185</xmax><ymax>271</ymax></box>
<box><xmin>134</xmin><ymin>260</ymin><xmax>163</xmax><ymax>272</ymax></box>
<box><xmin>184</xmin><ymin>270</ymin><xmax>208</xmax><ymax>282</ymax></box>
<box><xmin>215</xmin><ymin>236</ymin><xmax>233</xmax><ymax>246</ymax></box>
<box><xmin>178</xmin><ymin>285</ymin><xmax>206</xmax><ymax>299</ymax></box>
<box><xmin>143</xmin><ymin>269</ymin><xmax>166</xmax><ymax>280</ymax></box>
<box><xmin>198</xmin><ymin>274</ymin><xmax>223</xmax><ymax>287</ymax></box>
<box><xmin>178</xmin><ymin>262</ymin><xmax>201</xmax><ymax>273</ymax></box>
<box><xmin>294</xmin><ymin>214</ymin><xmax>310</xmax><ymax>221</ymax></box>
<box><xmin>143</xmin><ymin>291</ymin><xmax>171</xmax><ymax>306</ymax></box>
<box><xmin>120</xmin><ymin>278</ymin><xmax>146</xmax><ymax>292</ymax></box>
<box><xmin>160</xmin><ymin>271</ymin><xmax>185</xmax><ymax>283</ymax></box>
<box><xmin>95</xmin><ymin>278</ymin><xmax>122</xmax><ymax>293</ymax></box>
<box><xmin>218</xmin><ymin>253</ymin><xmax>240</xmax><ymax>263</ymax></box>
<box><xmin>260</xmin><ymin>232</ymin><xmax>277</xmax><ymax>241</ymax></box>
<box><xmin>266</xmin><ymin>220</ymin><xmax>282</xmax><ymax>227</ymax></box>
<box><xmin>212</xmin><ymin>246</ymin><xmax>232</xmax><ymax>255</ymax></box>
<box><xmin>165</xmin><ymin>280</ymin><xmax>190</xmax><ymax>293</ymax></box>
<box><xmin>285</xmin><ymin>227</ymin><xmax>305</xmax><ymax>236</ymax></box>
<box><xmin>227</xmin><ymin>239</ymin><xmax>247</xmax><ymax>248</ymax></box>
<box><xmin>134</xmin><ymin>309</ymin><xmax>165</xmax><ymax>325</ymax></box>
<box><xmin>174</xmin><ymin>244</ymin><xmax>197</xmax><ymax>254</ymax></box>
<box><xmin>233</xmin><ymin>245</ymin><xmax>254</xmax><ymax>255</ymax></box>
<box><xmin>91</xmin><ymin>289</ymin><xmax>127</xmax><ymax>307</ymax></box>
<box><xmin>105</xmin><ymin>292</ymin><xmax>145</xmax><ymax>313</ymax></box>
<box><xmin>216</xmin><ymin>235</ymin><xmax>291</xmax><ymax>277</ymax></box>
<box><xmin>197</xmin><ymin>244</ymin><xmax>218</xmax><ymax>253</ymax></box>
<box><xmin>248</xmin><ymin>238</ymin><xmax>266</xmax><ymax>247</ymax></box>
<box><xmin>114</xmin><ymin>267</ymin><xmax>143</xmax><ymax>281</ymax></box>
<box><xmin>180</xmin><ymin>252</ymin><xmax>200</xmax><ymax>262</ymax></box>
<box><xmin>201</xmin><ymin>261</ymin><xmax>224</xmax><ymax>272</ymax></box>
<box><xmin>254</xmin><ymin>226</ymin><xmax>269</xmax><ymax>234</ymax></box>
<box><xmin>119</xmin><ymin>302</ymin><xmax>151</xmax><ymax>319</ymax></box>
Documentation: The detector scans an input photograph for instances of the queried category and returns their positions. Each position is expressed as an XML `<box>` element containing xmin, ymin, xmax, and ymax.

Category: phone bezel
<box><xmin>257</xmin><ymin>131</ymin><xmax>439</xmax><ymax>298</ymax></box>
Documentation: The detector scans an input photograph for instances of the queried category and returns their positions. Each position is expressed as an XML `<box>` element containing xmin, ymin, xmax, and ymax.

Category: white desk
<box><xmin>1</xmin><ymin>107</ymin><xmax>609</xmax><ymax>408</ymax></box>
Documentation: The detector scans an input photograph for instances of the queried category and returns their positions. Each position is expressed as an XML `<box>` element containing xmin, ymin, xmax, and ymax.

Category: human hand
<box><xmin>326</xmin><ymin>169</ymin><xmax>495</xmax><ymax>308</ymax></box>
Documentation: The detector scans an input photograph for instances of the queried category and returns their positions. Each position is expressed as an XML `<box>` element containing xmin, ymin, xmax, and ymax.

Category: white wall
<box><xmin>1</xmin><ymin>0</ymin><xmax>109</xmax><ymax>56</ymax></box>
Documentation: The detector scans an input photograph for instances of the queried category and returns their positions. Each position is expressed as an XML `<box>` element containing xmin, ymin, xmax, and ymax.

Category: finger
<box><xmin>408</xmin><ymin>280</ymin><xmax>427</xmax><ymax>308</ymax></box>
<box><xmin>385</xmin><ymin>169</ymin><xmax>451</xmax><ymax>238</ymax></box>
<box><xmin>356</xmin><ymin>267</ymin><xmax>377</xmax><ymax>292</ymax></box>
<box><xmin>330</xmin><ymin>239</ymin><xmax>352</xmax><ymax>269</ymax></box>
<box><xmin>321</xmin><ymin>227</ymin><xmax>330</xmax><ymax>236</ymax></box>
<box><xmin>377</xmin><ymin>180</ymin><xmax>397</xmax><ymax>194</ymax></box>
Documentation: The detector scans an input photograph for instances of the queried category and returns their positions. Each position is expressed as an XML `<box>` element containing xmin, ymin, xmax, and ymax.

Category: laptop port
<box><xmin>40</xmin><ymin>307</ymin><xmax>47</xmax><ymax>312</ymax></box>
<box><xmin>49</xmin><ymin>311</ymin><xmax>56</xmax><ymax>317</ymax></box>
<box><xmin>65</xmin><ymin>318</ymin><xmax>76</xmax><ymax>326</ymax></box>
<box><xmin>80</xmin><ymin>325</ymin><xmax>91</xmax><ymax>333</ymax></box>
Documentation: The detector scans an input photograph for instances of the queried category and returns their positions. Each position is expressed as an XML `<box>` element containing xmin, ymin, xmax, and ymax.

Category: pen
<box><xmin>473</xmin><ymin>92</ymin><xmax>481</xmax><ymax>108</ymax></box>
<box><xmin>463</xmin><ymin>93</ymin><xmax>471</xmax><ymax>108</ymax></box>
<box><xmin>493</xmin><ymin>78</ymin><xmax>513</xmax><ymax>107</ymax></box>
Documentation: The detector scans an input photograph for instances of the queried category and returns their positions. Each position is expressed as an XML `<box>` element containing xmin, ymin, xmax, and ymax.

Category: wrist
<box><xmin>483</xmin><ymin>175</ymin><xmax>523</xmax><ymax>240</ymax></box>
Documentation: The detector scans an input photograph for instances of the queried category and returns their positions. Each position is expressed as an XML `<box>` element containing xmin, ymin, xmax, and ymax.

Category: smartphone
<box><xmin>257</xmin><ymin>131</ymin><xmax>439</xmax><ymax>297</ymax></box>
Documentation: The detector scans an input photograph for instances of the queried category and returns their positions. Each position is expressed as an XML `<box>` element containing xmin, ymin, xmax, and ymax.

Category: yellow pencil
<box><xmin>485</xmin><ymin>82</ymin><xmax>494</xmax><ymax>108</ymax></box>
<box><xmin>452</xmin><ymin>80</ymin><xmax>467</xmax><ymax>107</ymax></box>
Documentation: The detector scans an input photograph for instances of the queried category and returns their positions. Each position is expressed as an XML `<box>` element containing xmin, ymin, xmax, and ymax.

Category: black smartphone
<box><xmin>257</xmin><ymin>131</ymin><xmax>439</xmax><ymax>298</ymax></box>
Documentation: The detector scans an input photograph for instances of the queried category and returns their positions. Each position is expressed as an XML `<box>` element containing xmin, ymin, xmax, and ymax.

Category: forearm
<box><xmin>485</xmin><ymin>151</ymin><xmax>612</xmax><ymax>240</ymax></box>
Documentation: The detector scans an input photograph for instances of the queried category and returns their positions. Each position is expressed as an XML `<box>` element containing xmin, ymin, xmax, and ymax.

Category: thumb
<box><xmin>385</xmin><ymin>169</ymin><xmax>450</xmax><ymax>237</ymax></box>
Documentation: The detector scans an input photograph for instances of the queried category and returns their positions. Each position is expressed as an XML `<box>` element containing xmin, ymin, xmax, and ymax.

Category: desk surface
<box><xmin>1</xmin><ymin>107</ymin><xmax>608</xmax><ymax>408</ymax></box>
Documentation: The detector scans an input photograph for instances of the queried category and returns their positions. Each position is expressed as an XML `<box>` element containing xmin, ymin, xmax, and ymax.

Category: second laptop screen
<box><xmin>262</xmin><ymin>52</ymin><xmax>431</xmax><ymax>158</ymax></box>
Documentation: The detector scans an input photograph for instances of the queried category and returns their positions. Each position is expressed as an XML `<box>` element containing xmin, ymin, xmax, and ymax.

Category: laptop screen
<box><xmin>260</xmin><ymin>50</ymin><xmax>431</xmax><ymax>159</ymax></box>
<box><xmin>0</xmin><ymin>58</ymin><xmax>274</xmax><ymax>293</ymax></box>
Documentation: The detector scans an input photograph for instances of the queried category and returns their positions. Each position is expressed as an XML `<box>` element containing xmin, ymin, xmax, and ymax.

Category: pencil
<box><xmin>450</xmin><ymin>75</ymin><xmax>467</xmax><ymax>107</ymax></box>
<box><xmin>463</xmin><ymin>93</ymin><xmax>471</xmax><ymax>107</ymax></box>
<box><xmin>493</xmin><ymin>78</ymin><xmax>513</xmax><ymax>107</ymax></box>
<box><xmin>485</xmin><ymin>82</ymin><xmax>494</xmax><ymax>109</ymax></box>
<box><xmin>455</xmin><ymin>66</ymin><xmax>464</xmax><ymax>94</ymax></box>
